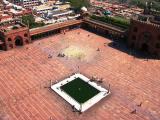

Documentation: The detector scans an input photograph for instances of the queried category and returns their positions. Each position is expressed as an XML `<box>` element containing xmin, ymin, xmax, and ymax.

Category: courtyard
<box><xmin>0</xmin><ymin>28</ymin><xmax>160</xmax><ymax>120</ymax></box>
<box><xmin>51</xmin><ymin>73</ymin><xmax>109</xmax><ymax>112</ymax></box>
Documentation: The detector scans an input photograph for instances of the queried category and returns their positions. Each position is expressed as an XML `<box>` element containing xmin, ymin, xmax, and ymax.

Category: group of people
<box><xmin>91</xmin><ymin>76</ymin><xmax>103</xmax><ymax>83</ymax></box>
<box><xmin>57</xmin><ymin>53</ymin><xmax>65</xmax><ymax>57</ymax></box>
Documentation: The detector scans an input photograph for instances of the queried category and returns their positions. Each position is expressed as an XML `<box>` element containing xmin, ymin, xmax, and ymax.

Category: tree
<box><xmin>22</xmin><ymin>14</ymin><xmax>35</xmax><ymax>28</ymax></box>
<box><xmin>12</xmin><ymin>26</ymin><xmax>18</xmax><ymax>30</ymax></box>
<box><xmin>22</xmin><ymin>15</ymin><xmax>45</xmax><ymax>29</ymax></box>
<box><xmin>90</xmin><ymin>15</ymin><xmax>130</xmax><ymax>29</ymax></box>
<box><xmin>68</xmin><ymin>0</ymin><xmax>90</xmax><ymax>12</ymax></box>
<box><xmin>129</xmin><ymin>0</ymin><xmax>160</xmax><ymax>11</ymax></box>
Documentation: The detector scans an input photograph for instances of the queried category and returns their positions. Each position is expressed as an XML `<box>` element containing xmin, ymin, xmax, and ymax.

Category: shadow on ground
<box><xmin>82</xmin><ymin>28</ymin><xmax>159</xmax><ymax>60</ymax></box>
<box><xmin>108</xmin><ymin>41</ymin><xmax>160</xmax><ymax>60</ymax></box>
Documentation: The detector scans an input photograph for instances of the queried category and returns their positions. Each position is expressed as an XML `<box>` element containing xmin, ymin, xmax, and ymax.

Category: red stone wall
<box><xmin>128</xmin><ymin>19</ymin><xmax>160</xmax><ymax>56</ymax></box>
<box><xmin>4</xmin><ymin>28</ymin><xmax>31</xmax><ymax>50</ymax></box>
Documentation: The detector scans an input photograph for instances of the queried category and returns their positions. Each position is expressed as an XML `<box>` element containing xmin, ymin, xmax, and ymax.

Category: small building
<box><xmin>12</xmin><ymin>0</ymin><xmax>40</xmax><ymax>9</ymax></box>
<box><xmin>0</xmin><ymin>13</ymin><xmax>13</xmax><ymax>22</ymax></box>
<box><xmin>43</xmin><ymin>10</ymin><xmax>73</xmax><ymax>20</ymax></box>
<box><xmin>128</xmin><ymin>14</ymin><xmax>160</xmax><ymax>57</ymax></box>
<box><xmin>0</xmin><ymin>19</ymin><xmax>31</xmax><ymax>50</ymax></box>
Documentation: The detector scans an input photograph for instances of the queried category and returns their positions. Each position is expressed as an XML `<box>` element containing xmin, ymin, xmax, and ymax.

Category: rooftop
<box><xmin>84</xmin><ymin>18</ymin><xmax>127</xmax><ymax>33</ymax></box>
<box><xmin>0</xmin><ymin>23</ymin><xmax>27</xmax><ymax>34</ymax></box>
<box><xmin>33</xmin><ymin>4</ymin><xmax>53</xmax><ymax>11</ymax></box>
<box><xmin>30</xmin><ymin>20</ymin><xmax>82</xmax><ymax>35</ymax></box>
<box><xmin>0</xmin><ymin>29</ymin><xmax>160</xmax><ymax>120</ymax></box>
<box><xmin>132</xmin><ymin>14</ymin><xmax>160</xmax><ymax>26</ymax></box>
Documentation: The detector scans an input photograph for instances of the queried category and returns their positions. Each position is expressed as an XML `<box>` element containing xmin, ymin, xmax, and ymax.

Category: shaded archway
<box><xmin>141</xmin><ymin>43</ymin><xmax>149</xmax><ymax>52</ymax></box>
<box><xmin>105</xmin><ymin>30</ymin><xmax>109</xmax><ymax>35</ymax></box>
<box><xmin>130</xmin><ymin>42</ymin><xmax>135</xmax><ymax>48</ymax></box>
<box><xmin>15</xmin><ymin>36</ymin><xmax>23</xmax><ymax>46</ymax></box>
<box><xmin>139</xmin><ymin>32</ymin><xmax>152</xmax><ymax>43</ymax></box>
<box><xmin>0</xmin><ymin>45</ymin><xmax>3</xmax><ymax>50</ymax></box>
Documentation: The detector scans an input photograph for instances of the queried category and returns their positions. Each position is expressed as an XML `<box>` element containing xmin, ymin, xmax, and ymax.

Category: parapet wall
<box><xmin>131</xmin><ymin>19</ymin><xmax>160</xmax><ymax>29</ymax></box>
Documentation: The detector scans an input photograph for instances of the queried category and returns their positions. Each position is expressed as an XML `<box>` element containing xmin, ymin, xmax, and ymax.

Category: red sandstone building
<box><xmin>0</xmin><ymin>20</ymin><xmax>31</xmax><ymax>50</ymax></box>
<box><xmin>0</xmin><ymin>19</ymin><xmax>83</xmax><ymax>51</ymax></box>
<box><xmin>128</xmin><ymin>14</ymin><xmax>160</xmax><ymax>56</ymax></box>
<box><xmin>0</xmin><ymin>10</ymin><xmax>160</xmax><ymax>58</ymax></box>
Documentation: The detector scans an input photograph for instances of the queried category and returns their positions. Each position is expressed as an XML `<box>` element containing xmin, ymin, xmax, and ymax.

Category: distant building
<box><xmin>0</xmin><ymin>3</ymin><xmax>3</xmax><ymax>11</ymax></box>
<box><xmin>33</xmin><ymin>4</ymin><xmax>58</xmax><ymax>14</ymax></box>
<box><xmin>45</xmin><ymin>10</ymin><xmax>73</xmax><ymax>18</ymax></box>
<box><xmin>3</xmin><ymin>0</ymin><xmax>32</xmax><ymax>17</ymax></box>
<box><xmin>12</xmin><ymin>0</ymin><xmax>40</xmax><ymax>8</ymax></box>
<box><xmin>0</xmin><ymin>13</ymin><xmax>13</xmax><ymax>22</ymax></box>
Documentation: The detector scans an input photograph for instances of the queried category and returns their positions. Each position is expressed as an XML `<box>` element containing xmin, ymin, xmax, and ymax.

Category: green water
<box><xmin>61</xmin><ymin>78</ymin><xmax>100</xmax><ymax>103</ymax></box>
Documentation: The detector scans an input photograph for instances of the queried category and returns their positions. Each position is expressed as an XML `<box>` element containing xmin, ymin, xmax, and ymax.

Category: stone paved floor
<box><xmin>0</xmin><ymin>29</ymin><xmax>160</xmax><ymax>120</ymax></box>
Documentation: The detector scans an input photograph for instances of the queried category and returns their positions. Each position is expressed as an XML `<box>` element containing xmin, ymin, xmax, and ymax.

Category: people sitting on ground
<box><xmin>57</xmin><ymin>53</ymin><xmax>65</xmax><ymax>57</ymax></box>
<box><xmin>90</xmin><ymin>76</ymin><xmax>96</xmax><ymax>81</ymax></box>
<box><xmin>137</xmin><ymin>102</ymin><xmax>142</xmax><ymax>107</ymax></box>
<box><xmin>91</xmin><ymin>76</ymin><xmax>104</xmax><ymax>84</ymax></box>
<box><xmin>97</xmin><ymin>78</ymin><xmax>103</xmax><ymax>83</ymax></box>
<box><xmin>130</xmin><ymin>109</ymin><xmax>136</xmax><ymax>114</ymax></box>
<box><xmin>97</xmin><ymin>48</ymin><xmax>100</xmax><ymax>51</ymax></box>
<box><xmin>48</xmin><ymin>54</ymin><xmax>52</xmax><ymax>58</ymax></box>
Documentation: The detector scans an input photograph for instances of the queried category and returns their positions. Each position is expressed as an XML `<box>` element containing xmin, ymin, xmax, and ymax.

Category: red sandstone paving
<box><xmin>0</xmin><ymin>29</ymin><xmax>160</xmax><ymax>120</ymax></box>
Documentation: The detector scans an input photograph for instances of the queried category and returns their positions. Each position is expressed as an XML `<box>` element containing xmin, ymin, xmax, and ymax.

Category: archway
<box><xmin>15</xmin><ymin>36</ymin><xmax>23</xmax><ymax>46</ymax></box>
<box><xmin>141</xmin><ymin>43</ymin><xmax>149</xmax><ymax>52</ymax></box>
<box><xmin>0</xmin><ymin>45</ymin><xmax>3</xmax><ymax>50</ymax></box>
<box><xmin>105</xmin><ymin>30</ymin><xmax>109</xmax><ymax>35</ymax></box>
<box><xmin>130</xmin><ymin>42</ymin><xmax>135</xmax><ymax>48</ymax></box>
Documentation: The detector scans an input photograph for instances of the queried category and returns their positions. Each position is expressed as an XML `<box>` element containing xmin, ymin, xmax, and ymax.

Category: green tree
<box><xmin>22</xmin><ymin>15</ymin><xmax>45</xmax><ymax>29</ymax></box>
<box><xmin>129</xmin><ymin>0</ymin><xmax>160</xmax><ymax>11</ymax></box>
<box><xmin>68</xmin><ymin>0</ymin><xmax>90</xmax><ymax>12</ymax></box>
<box><xmin>90</xmin><ymin>15</ymin><xmax>130</xmax><ymax>29</ymax></box>
<box><xmin>22</xmin><ymin>14</ymin><xmax>35</xmax><ymax>28</ymax></box>
<box><xmin>152</xmin><ymin>1</ymin><xmax>160</xmax><ymax>11</ymax></box>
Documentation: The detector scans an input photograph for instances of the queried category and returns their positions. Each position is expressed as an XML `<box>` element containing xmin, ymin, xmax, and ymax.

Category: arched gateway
<box><xmin>15</xmin><ymin>36</ymin><xmax>23</xmax><ymax>46</ymax></box>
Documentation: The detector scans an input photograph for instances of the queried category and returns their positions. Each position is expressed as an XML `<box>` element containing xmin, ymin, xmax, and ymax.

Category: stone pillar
<box><xmin>27</xmin><ymin>29</ymin><xmax>32</xmax><ymax>43</ymax></box>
